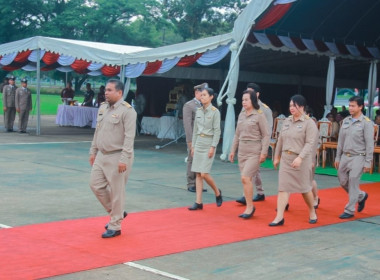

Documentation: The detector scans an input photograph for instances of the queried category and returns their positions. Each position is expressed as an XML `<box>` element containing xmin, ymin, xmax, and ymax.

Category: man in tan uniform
<box><xmin>15</xmin><ymin>78</ymin><xmax>32</xmax><ymax>133</ymax></box>
<box><xmin>335</xmin><ymin>96</ymin><xmax>374</xmax><ymax>219</ymax></box>
<box><xmin>3</xmin><ymin>75</ymin><xmax>17</xmax><ymax>132</ymax></box>
<box><xmin>89</xmin><ymin>79</ymin><xmax>137</xmax><ymax>238</ymax></box>
<box><xmin>183</xmin><ymin>83</ymin><xmax>207</xmax><ymax>192</ymax></box>
<box><xmin>236</xmin><ymin>83</ymin><xmax>273</xmax><ymax>204</ymax></box>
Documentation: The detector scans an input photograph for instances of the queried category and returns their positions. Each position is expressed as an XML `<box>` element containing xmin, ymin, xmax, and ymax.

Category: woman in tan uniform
<box><xmin>188</xmin><ymin>87</ymin><xmax>222</xmax><ymax>210</ymax></box>
<box><xmin>270</xmin><ymin>95</ymin><xmax>318</xmax><ymax>226</ymax></box>
<box><xmin>229</xmin><ymin>90</ymin><xmax>270</xmax><ymax>219</ymax></box>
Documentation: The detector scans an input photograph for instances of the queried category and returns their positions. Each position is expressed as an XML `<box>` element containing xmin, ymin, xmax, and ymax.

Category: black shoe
<box><xmin>314</xmin><ymin>198</ymin><xmax>320</xmax><ymax>209</ymax></box>
<box><xmin>275</xmin><ymin>203</ymin><xmax>289</xmax><ymax>212</ymax></box>
<box><xmin>105</xmin><ymin>211</ymin><xmax>128</xmax><ymax>230</ymax></box>
<box><xmin>6</xmin><ymin>129</ymin><xmax>12</xmax><ymax>132</ymax></box>
<box><xmin>253</xmin><ymin>194</ymin><xmax>265</xmax><ymax>202</ymax></box>
<box><xmin>187</xmin><ymin>186</ymin><xmax>196</xmax><ymax>192</ymax></box>
<box><xmin>188</xmin><ymin>202</ymin><xmax>203</xmax><ymax>210</ymax></box>
<box><xmin>269</xmin><ymin>218</ymin><xmax>285</xmax><ymax>226</ymax></box>
<box><xmin>101</xmin><ymin>229</ymin><xmax>121</xmax><ymax>238</ymax></box>
<box><xmin>216</xmin><ymin>189</ymin><xmax>222</xmax><ymax>207</ymax></box>
<box><xmin>239</xmin><ymin>207</ymin><xmax>256</xmax><ymax>219</ymax></box>
<box><xmin>357</xmin><ymin>193</ymin><xmax>368</xmax><ymax>212</ymax></box>
<box><xmin>309</xmin><ymin>217</ymin><xmax>318</xmax><ymax>224</ymax></box>
<box><xmin>236</xmin><ymin>196</ymin><xmax>247</xmax><ymax>205</ymax></box>
<box><xmin>339</xmin><ymin>212</ymin><xmax>354</xmax><ymax>219</ymax></box>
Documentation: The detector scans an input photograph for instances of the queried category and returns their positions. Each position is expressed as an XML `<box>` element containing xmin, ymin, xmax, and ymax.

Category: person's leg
<box><xmin>195</xmin><ymin>173</ymin><xmax>203</xmax><ymax>204</ymax></box>
<box><xmin>90</xmin><ymin>157</ymin><xmax>112</xmax><ymax>213</ymax></box>
<box><xmin>186</xmin><ymin>149</ymin><xmax>196</xmax><ymax>189</ymax></box>
<box><xmin>202</xmin><ymin>173</ymin><xmax>220</xmax><ymax>196</ymax></box>
<box><xmin>302</xmin><ymin>191</ymin><xmax>317</xmax><ymax>220</ymax></box>
<box><xmin>254</xmin><ymin>170</ymin><xmax>264</xmax><ymax>195</ymax></box>
<box><xmin>271</xmin><ymin>191</ymin><xmax>290</xmax><ymax>223</ymax></box>
<box><xmin>241</xmin><ymin>176</ymin><xmax>254</xmax><ymax>214</ymax></box>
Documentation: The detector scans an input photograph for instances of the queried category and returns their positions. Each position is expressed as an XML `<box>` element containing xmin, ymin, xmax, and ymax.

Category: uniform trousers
<box><xmin>186</xmin><ymin>148</ymin><xmax>196</xmax><ymax>187</ymax></box>
<box><xmin>90</xmin><ymin>151</ymin><xmax>133</xmax><ymax>230</ymax></box>
<box><xmin>4</xmin><ymin>107</ymin><xmax>16</xmax><ymax>130</ymax></box>
<box><xmin>18</xmin><ymin>110</ymin><xmax>30</xmax><ymax>131</ymax></box>
<box><xmin>338</xmin><ymin>154</ymin><xmax>366</xmax><ymax>215</ymax></box>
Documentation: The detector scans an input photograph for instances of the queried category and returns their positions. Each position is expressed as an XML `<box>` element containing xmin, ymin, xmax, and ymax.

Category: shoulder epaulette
<box><xmin>261</xmin><ymin>102</ymin><xmax>269</xmax><ymax>109</ymax></box>
<box><xmin>257</xmin><ymin>109</ymin><xmax>263</xmax><ymax>114</ymax></box>
<box><xmin>100</xmin><ymin>102</ymin><xmax>105</xmax><ymax>105</ymax></box>
<box><xmin>197</xmin><ymin>107</ymin><xmax>202</xmax><ymax>110</ymax></box>
<box><xmin>364</xmin><ymin>116</ymin><xmax>371</xmax><ymax>122</ymax></box>
<box><xmin>211</xmin><ymin>106</ymin><xmax>217</xmax><ymax>111</ymax></box>
<box><xmin>122</xmin><ymin>101</ymin><xmax>132</xmax><ymax>108</ymax></box>
<box><xmin>305</xmin><ymin>115</ymin><xmax>310</xmax><ymax>119</ymax></box>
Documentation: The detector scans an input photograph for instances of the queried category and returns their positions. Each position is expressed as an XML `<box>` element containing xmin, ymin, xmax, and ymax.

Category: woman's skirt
<box><xmin>238</xmin><ymin>140</ymin><xmax>262</xmax><ymax>178</ymax></box>
<box><xmin>191</xmin><ymin>136</ymin><xmax>215</xmax><ymax>173</ymax></box>
<box><xmin>278</xmin><ymin>152</ymin><xmax>313</xmax><ymax>193</ymax></box>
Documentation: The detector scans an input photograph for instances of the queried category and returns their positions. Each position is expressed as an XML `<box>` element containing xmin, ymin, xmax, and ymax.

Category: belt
<box><xmin>199</xmin><ymin>134</ymin><xmax>213</xmax><ymax>138</ymax></box>
<box><xmin>101</xmin><ymin>149</ymin><xmax>122</xmax><ymax>155</ymax></box>
<box><xmin>344</xmin><ymin>152</ymin><xmax>366</xmax><ymax>157</ymax></box>
<box><xmin>283</xmin><ymin>150</ymin><xmax>299</xmax><ymax>155</ymax></box>
<box><xmin>240</xmin><ymin>139</ymin><xmax>261</xmax><ymax>142</ymax></box>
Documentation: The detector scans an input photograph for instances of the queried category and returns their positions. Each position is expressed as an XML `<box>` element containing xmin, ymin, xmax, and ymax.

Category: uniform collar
<box><xmin>193</xmin><ymin>98</ymin><xmax>202</xmax><ymax>106</ymax></box>
<box><xmin>203</xmin><ymin>103</ymin><xmax>213</xmax><ymax>112</ymax></box>
<box><xmin>108</xmin><ymin>98</ymin><xmax>123</xmax><ymax>109</ymax></box>
<box><xmin>291</xmin><ymin>114</ymin><xmax>306</xmax><ymax>122</ymax></box>
<box><xmin>349</xmin><ymin>113</ymin><xmax>364</xmax><ymax>122</ymax></box>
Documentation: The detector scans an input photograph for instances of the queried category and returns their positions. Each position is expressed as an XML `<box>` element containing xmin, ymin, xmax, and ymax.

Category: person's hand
<box><xmin>259</xmin><ymin>154</ymin><xmax>267</xmax><ymax>163</ymax></box>
<box><xmin>291</xmin><ymin>156</ymin><xmax>302</xmax><ymax>168</ymax></box>
<box><xmin>363</xmin><ymin>167</ymin><xmax>370</xmax><ymax>173</ymax></box>
<box><xmin>187</xmin><ymin>142</ymin><xmax>192</xmax><ymax>150</ymax></box>
<box><xmin>334</xmin><ymin>161</ymin><xmax>339</xmax><ymax>170</ymax></box>
<box><xmin>118</xmin><ymin>162</ymin><xmax>127</xmax><ymax>173</ymax></box>
<box><xmin>3</xmin><ymin>107</ymin><xmax>7</xmax><ymax>111</ymax></box>
<box><xmin>208</xmin><ymin>146</ymin><xmax>215</xmax><ymax>158</ymax></box>
<box><xmin>273</xmin><ymin>157</ymin><xmax>280</xmax><ymax>169</ymax></box>
<box><xmin>191</xmin><ymin>147</ymin><xmax>194</xmax><ymax>157</ymax></box>
<box><xmin>229</xmin><ymin>152</ymin><xmax>235</xmax><ymax>163</ymax></box>
<box><xmin>89</xmin><ymin>154</ymin><xmax>96</xmax><ymax>166</ymax></box>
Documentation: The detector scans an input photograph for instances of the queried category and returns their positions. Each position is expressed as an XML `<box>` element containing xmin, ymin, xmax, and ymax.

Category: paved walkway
<box><xmin>0</xmin><ymin>116</ymin><xmax>379</xmax><ymax>280</ymax></box>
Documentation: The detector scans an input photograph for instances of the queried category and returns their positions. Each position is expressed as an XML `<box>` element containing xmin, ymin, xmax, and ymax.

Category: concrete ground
<box><xmin>0</xmin><ymin>116</ymin><xmax>379</xmax><ymax>280</ymax></box>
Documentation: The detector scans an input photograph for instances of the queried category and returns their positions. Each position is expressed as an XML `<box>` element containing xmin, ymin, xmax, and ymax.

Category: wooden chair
<box><xmin>370</xmin><ymin>124</ymin><xmax>379</xmax><ymax>174</ymax></box>
<box><xmin>316</xmin><ymin>119</ymin><xmax>332</xmax><ymax>167</ymax></box>
<box><xmin>269</xmin><ymin>114</ymin><xmax>286</xmax><ymax>160</ymax></box>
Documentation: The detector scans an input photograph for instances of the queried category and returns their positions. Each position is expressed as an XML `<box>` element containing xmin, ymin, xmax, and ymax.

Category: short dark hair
<box><xmin>247</xmin><ymin>83</ymin><xmax>261</xmax><ymax>94</ymax></box>
<box><xmin>107</xmin><ymin>79</ymin><xmax>124</xmax><ymax>92</ymax></box>
<box><xmin>243</xmin><ymin>89</ymin><xmax>260</xmax><ymax>110</ymax></box>
<box><xmin>290</xmin><ymin>94</ymin><xmax>307</xmax><ymax>107</ymax></box>
<box><xmin>203</xmin><ymin>87</ymin><xmax>218</xmax><ymax>107</ymax></box>
<box><xmin>349</xmin><ymin>96</ymin><xmax>364</xmax><ymax>107</ymax></box>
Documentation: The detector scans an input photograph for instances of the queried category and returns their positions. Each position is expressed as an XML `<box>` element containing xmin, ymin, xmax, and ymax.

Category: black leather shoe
<box><xmin>239</xmin><ymin>207</ymin><xmax>256</xmax><ymax>219</ymax></box>
<box><xmin>105</xmin><ymin>211</ymin><xmax>128</xmax><ymax>230</ymax></box>
<box><xmin>188</xmin><ymin>202</ymin><xmax>203</xmax><ymax>210</ymax></box>
<box><xmin>216</xmin><ymin>189</ymin><xmax>222</xmax><ymax>207</ymax></box>
<box><xmin>102</xmin><ymin>229</ymin><xmax>121</xmax><ymax>238</ymax></box>
<box><xmin>269</xmin><ymin>218</ymin><xmax>285</xmax><ymax>226</ymax></box>
<box><xmin>187</xmin><ymin>186</ymin><xmax>196</xmax><ymax>192</ymax></box>
<box><xmin>253</xmin><ymin>194</ymin><xmax>265</xmax><ymax>202</ymax></box>
<box><xmin>358</xmin><ymin>193</ymin><xmax>368</xmax><ymax>212</ymax></box>
<box><xmin>339</xmin><ymin>212</ymin><xmax>354</xmax><ymax>219</ymax></box>
<box><xmin>314</xmin><ymin>198</ymin><xmax>320</xmax><ymax>209</ymax></box>
<box><xmin>236</xmin><ymin>196</ymin><xmax>247</xmax><ymax>205</ymax></box>
<box><xmin>309</xmin><ymin>218</ymin><xmax>318</xmax><ymax>224</ymax></box>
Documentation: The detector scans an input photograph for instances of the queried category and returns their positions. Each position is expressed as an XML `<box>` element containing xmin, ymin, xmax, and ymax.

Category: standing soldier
<box><xmin>334</xmin><ymin>96</ymin><xmax>374</xmax><ymax>219</ymax></box>
<box><xmin>236</xmin><ymin>83</ymin><xmax>273</xmax><ymax>204</ymax></box>
<box><xmin>89</xmin><ymin>79</ymin><xmax>137</xmax><ymax>238</ymax></box>
<box><xmin>15</xmin><ymin>78</ymin><xmax>32</xmax><ymax>133</ymax></box>
<box><xmin>183</xmin><ymin>83</ymin><xmax>207</xmax><ymax>192</ymax></box>
<box><xmin>3</xmin><ymin>75</ymin><xmax>17</xmax><ymax>132</ymax></box>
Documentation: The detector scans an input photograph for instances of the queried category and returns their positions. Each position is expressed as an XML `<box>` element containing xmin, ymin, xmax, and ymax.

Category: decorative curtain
<box><xmin>367</xmin><ymin>60</ymin><xmax>378</xmax><ymax>119</ymax></box>
<box><xmin>323</xmin><ymin>57</ymin><xmax>335</xmax><ymax>118</ymax></box>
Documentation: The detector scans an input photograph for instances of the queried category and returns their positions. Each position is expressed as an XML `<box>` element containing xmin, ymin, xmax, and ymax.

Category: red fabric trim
<box><xmin>177</xmin><ymin>53</ymin><xmax>203</xmax><ymax>67</ymax></box>
<box><xmin>41</xmin><ymin>62</ymin><xmax>60</xmax><ymax>71</ymax></box>
<box><xmin>247</xmin><ymin>30</ymin><xmax>259</xmax><ymax>44</ymax></box>
<box><xmin>254</xmin><ymin>3</ymin><xmax>293</xmax><ymax>30</ymax></box>
<box><xmin>71</xmin><ymin>59</ymin><xmax>91</xmax><ymax>73</ymax></box>
<box><xmin>291</xmin><ymin>37</ymin><xmax>307</xmax><ymax>51</ymax></box>
<box><xmin>143</xmin><ymin>61</ymin><xmax>162</xmax><ymax>75</ymax></box>
<box><xmin>314</xmin><ymin>40</ymin><xmax>329</xmax><ymax>52</ymax></box>
<box><xmin>335</xmin><ymin>43</ymin><xmax>350</xmax><ymax>55</ymax></box>
<box><xmin>14</xmin><ymin>50</ymin><xmax>32</xmax><ymax>63</ymax></box>
<box><xmin>101</xmin><ymin>65</ymin><xmax>120</xmax><ymax>76</ymax></box>
<box><xmin>267</xmin><ymin>34</ymin><xmax>284</xmax><ymax>48</ymax></box>
<box><xmin>2</xmin><ymin>61</ymin><xmax>29</xmax><ymax>71</ymax></box>
<box><xmin>42</xmin><ymin>52</ymin><xmax>60</xmax><ymax>65</ymax></box>
<box><xmin>357</xmin><ymin>45</ymin><xmax>374</xmax><ymax>58</ymax></box>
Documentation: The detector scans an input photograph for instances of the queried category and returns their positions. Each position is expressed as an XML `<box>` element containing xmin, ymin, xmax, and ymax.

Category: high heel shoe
<box><xmin>216</xmin><ymin>189</ymin><xmax>223</xmax><ymax>207</ymax></box>
<box><xmin>314</xmin><ymin>198</ymin><xmax>320</xmax><ymax>209</ymax></box>
<box><xmin>275</xmin><ymin>203</ymin><xmax>289</xmax><ymax>212</ymax></box>
<box><xmin>188</xmin><ymin>202</ymin><xmax>203</xmax><ymax>210</ymax></box>
<box><xmin>239</xmin><ymin>207</ymin><xmax>256</xmax><ymax>219</ymax></box>
<box><xmin>269</xmin><ymin>218</ymin><xmax>285</xmax><ymax>226</ymax></box>
<box><xmin>309</xmin><ymin>218</ymin><xmax>318</xmax><ymax>224</ymax></box>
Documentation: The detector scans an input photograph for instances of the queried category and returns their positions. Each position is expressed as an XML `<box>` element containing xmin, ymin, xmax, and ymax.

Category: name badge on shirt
<box><xmin>297</xmin><ymin>125</ymin><xmax>303</xmax><ymax>129</ymax></box>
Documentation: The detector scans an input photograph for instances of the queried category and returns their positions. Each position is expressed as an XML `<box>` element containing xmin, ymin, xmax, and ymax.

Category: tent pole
<box><xmin>36</xmin><ymin>49</ymin><xmax>41</xmax><ymax>135</ymax></box>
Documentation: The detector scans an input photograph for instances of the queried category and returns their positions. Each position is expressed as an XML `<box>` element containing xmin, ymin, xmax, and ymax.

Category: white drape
<box><xmin>367</xmin><ymin>60</ymin><xmax>378</xmax><ymax>119</ymax></box>
<box><xmin>323</xmin><ymin>57</ymin><xmax>335</xmax><ymax>118</ymax></box>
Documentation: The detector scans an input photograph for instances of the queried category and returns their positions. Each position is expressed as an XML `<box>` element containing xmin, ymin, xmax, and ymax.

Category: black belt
<box><xmin>101</xmin><ymin>149</ymin><xmax>122</xmax><ymax>155</ymax></box>
<box><xmin>283</xmin><ymin>150</ymin><xmax>299</xmax><ymax>155</ymax></box>
<box><xmin>344</xmin><ymin>152</ymin><xmax>365</xmax><ymax>157</ymax></box>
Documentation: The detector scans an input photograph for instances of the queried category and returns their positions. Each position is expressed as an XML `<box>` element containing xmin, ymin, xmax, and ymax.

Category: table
<box><xmin>56</xmin><ymin>105</ymin><xmax>98</xmax><ymax>128</ymax></box>
<box><xmin>141</xmin><ymin>116</ymin><xmax>184</xmax><ymax>139</ymax></box>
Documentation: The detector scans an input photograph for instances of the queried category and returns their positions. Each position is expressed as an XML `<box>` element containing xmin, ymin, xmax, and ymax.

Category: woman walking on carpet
<box><xmin>229</xmin><ymin>89</ymin><xmax>270</xmax><ymax>219</ymax></box>
<box><xmin>270</xmin><ymin>95</ymin><xmax>318</xmax><ymax>226</ymax></box>
<box><xmin>188</xmin><ymin>87</ymin><xmax>222</xmax><ymax>210</ymax></box>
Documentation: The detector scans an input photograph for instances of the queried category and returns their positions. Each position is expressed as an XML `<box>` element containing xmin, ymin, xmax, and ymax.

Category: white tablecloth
<box><xmin>141</xmin><ymin>116</ymin><xmax>184</xmax><ymax>139</ymax></box>
<box><xmin>56</xmin><ymin>105</ymin><xmax>98</xmax><ymax>128</ymax></box>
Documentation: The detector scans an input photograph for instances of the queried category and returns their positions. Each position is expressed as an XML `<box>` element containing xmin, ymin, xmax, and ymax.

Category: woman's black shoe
<box><xmin>239</xmin><ymin>207</ymin><xmax>256</xmax><ymax>219</ymax></box>
<box><xmin>188</xmin><ymin>202</ymin><xmax>203</xmax><ymax>210</ymax></box>
<box><xmin>216</xmin><ymin>189</ymin><xmax>223</xmax><ymax>207</ymax></box>
<box><xmin>269</xmin><ymin>218</ymin><xmax>285</xmax><ymax>226</ymax></box>
<box><xmin>314</xmin><ymin>198</ymin><xmax>320</xmax><ymax>209</ymax></box>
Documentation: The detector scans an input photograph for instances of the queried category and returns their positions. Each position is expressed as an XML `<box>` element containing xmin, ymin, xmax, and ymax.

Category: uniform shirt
<box><xmin>90</xmin><ymin>99</ymin><xmax>137</xmax><ymax>164</ymax></box>
<box><xmin>335</xmin><ymin>114</ymin><xmax>374</xmax><ymax>168</ymax></box>
<box><xmin>3</xmin><ymin>84</ymin><xmax>17</xmax><ymax>107</ymax></box>
<box><xmin>259</xmin><ymin>100</ymin><xmax>273</xmax><ymax>134</ymax></box>
<box><xmin>275</xmin><ymin>114</ymin><xmax>318</xmax><ymax>159</ymax></box>
<box><xmin>15</xmin><ymin>87</ymin><xmax>32</xmax><ymax>111</ymax></box>
<box><xmin>231</xmin><ymin>109</ymin><xmax>270</xmax><ymax>155</ymax></box>
<box><xmin>183</xmin><ymin>98</ymin><xmax>202</xmax><ymax>142</ymax></box>
<box><xmin>61</xmin><ymin>87</ymin><xmax>74</xmax><ymax>99</ymax></box>
<box><xmin>192</xmin><ymin>104</ymin><xmax>221</xmax><ymax>148</ymax></box>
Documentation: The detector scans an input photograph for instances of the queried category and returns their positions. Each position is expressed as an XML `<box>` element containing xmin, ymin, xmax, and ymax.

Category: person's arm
<box><xmin>298</xmin><ymin>120</ymin><xmax>318</xmax><ymax>160</ymax></box>
<box><xmin>363</xmin><ymin>121</ymin><xmax>374</xmax><ymax>170</ymax></box>
<box><xmin>258</xmin><ymin>113</ymin><xmax>270</xmax><ymax>156</ymax></box>
<box><xmin>15</xmin><ymin>90</ymin><xmax>20</xmax><ymax>112</ymax></box>
<box><xmin>182</xmin><ymin>102</ymin><xmax>193</xmax><ymax>144</ymax></box>
<box><xmin>120</xmin><ymin>108</ymin><xmax>137</xmax><ymax>165</ymax></box>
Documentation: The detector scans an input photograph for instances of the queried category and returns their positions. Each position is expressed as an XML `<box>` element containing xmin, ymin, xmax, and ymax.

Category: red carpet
<box><xmin>1</xmin><ymin>183</ymin><xmax>379</xmax><ymax>280</ymax></box>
